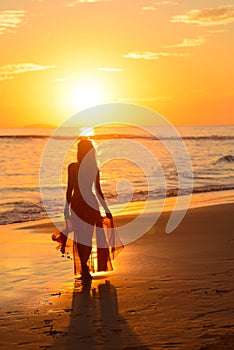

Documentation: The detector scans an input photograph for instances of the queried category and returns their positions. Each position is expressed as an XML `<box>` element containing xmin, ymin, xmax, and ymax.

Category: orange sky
<box><xmin>0</xmin><ymin>0</ymin><xmax>233</xmax><ymax>127</ymax></box>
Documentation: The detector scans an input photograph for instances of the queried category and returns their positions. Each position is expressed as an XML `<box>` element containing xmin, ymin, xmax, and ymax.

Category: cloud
<box><xmin>123</xmin><ymin>51</ymin><xmax>189</xmax><ymax>60</ymax></box>
<box><xmin>165</xmin><ymin>36</ymin><xmax>206</xmax><ymax>48</ymax></box>
<box><xmin>171</xmin><ymin>6</ymin><xmax>234</xmax><ymax>26</ymax></box>
<box><xmin>119</xmin><ymin>96</ymin><xmax>174</xmax><ymax>103</ymax></box>
<box><xmin>65</xmin><ymin>0</ymin><xmax>108</xmax><ymax>6</ymax></box>
<box><xmin>0</xmin><ymin>10</ymin><xmax>26</xmax><ymax>35</ymax></box>
<box><xmin>0</xmin><ymin>63</ymin><xmax>55</xmax><ymax>81</ymax></box>
<box><xmin>119</xmin><ymin>97</ymin><xmax>158</xmax><ymax>102</ymax></box>
<box><xmin>141</xmin><ymin>1</ymin><xmax>179</xmax><ymax>11</ymax></box>
<box><xmin>208</xmin><ymin>29</ymin><xmax>228</xmax><ymax>34</ymax></box>
<box><xmin>141</xmin><ymin>6</ymin><xmax>157</xmax><ymax>11</ymax></box>
<box><xmin>153</xmin><ymin>1</ymin><xmax>179</xmax><ymax>4</ymax></box>
<box><xmin>98</xmin><ymin>67</ymin><xmax>123</xmax><ymax>72</ymax></box>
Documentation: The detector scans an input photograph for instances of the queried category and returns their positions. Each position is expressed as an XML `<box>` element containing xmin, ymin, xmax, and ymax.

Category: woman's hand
<box><xmin>105</xmin><ymin>212</ymin><xmax>112</xmax><ymax>219</ymax></box>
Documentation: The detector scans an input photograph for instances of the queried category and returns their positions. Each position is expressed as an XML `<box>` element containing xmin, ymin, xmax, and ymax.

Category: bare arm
<box><xmin>64</xmin><ymin>163</ymin><xmax>75</xmax><ymax>218</ymax></box>
<box><xmin>95</xmin><ymin>170</ymin><xmax>112</xmax><ymax>217</ymax></box>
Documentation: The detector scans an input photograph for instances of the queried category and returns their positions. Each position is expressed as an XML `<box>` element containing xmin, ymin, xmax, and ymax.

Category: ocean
<box><xmin>0</xmin><ymin>125</ymin><xmax>233</xmax><ymax>225</ymax></box>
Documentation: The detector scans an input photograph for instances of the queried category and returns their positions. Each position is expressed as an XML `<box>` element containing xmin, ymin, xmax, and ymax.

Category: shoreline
<box><xmin>1</xmin><ymin>189</ymin><xmax>234</xmax><ymax>229</ymax></box>
<box><xmin>112</xmin><ymin>188</ymin><xmax>234</xmax><ymax>217</ymax></box>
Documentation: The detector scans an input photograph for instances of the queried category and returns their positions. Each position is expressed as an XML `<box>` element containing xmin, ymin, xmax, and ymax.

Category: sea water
<box><xmin>0</xmin><ymin>125</ymin><xmax>233</xmax><ymax>224</ymax></box>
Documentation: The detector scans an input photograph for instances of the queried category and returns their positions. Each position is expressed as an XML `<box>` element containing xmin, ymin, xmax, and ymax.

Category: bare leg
<box><xmin>72</xmin><ymin>214</ymin><xmax>95</xmax><ymax>278</ymax></box>
<box><xmin>73</xmin><ymin>242</ymin><xmax>81</xmax><ymax>276</ymax></box>
<box><xmin>78</xmin><ymin>243</ymin><xmax>92</xmax><ymax>274</ymax></box>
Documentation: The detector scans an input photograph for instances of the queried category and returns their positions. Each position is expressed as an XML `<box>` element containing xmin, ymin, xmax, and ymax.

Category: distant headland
<box><xmin>24</xmin><ymin>124</ymin><xmax>57</xmax><ymax>128</ymax></box>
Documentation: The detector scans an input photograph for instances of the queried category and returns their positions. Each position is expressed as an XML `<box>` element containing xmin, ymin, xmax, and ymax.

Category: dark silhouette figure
<box><xmin>64</xmin><ymin>139</ymin><xmax>115</xmax><ymax>280</ymax></box>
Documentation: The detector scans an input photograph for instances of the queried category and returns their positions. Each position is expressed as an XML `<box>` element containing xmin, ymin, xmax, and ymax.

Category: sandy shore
<box><xmin>0</xmin><ymin>197</ymin><xmax>234</xmax><ymax>349</ymax></box>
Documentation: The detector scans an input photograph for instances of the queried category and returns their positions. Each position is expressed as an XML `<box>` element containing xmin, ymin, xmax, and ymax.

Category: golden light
<box><xmin>80</xmin><ymin>127</ymin><xmax>94</xmax><ymax>137</ymax></box>
<box><xmin>67</xmin><ymin>80</ymin><xmax>105</xmax><ymax>110</ymax></box>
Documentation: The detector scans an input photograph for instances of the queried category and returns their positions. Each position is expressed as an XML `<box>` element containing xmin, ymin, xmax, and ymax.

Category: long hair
<box><xmin>77</xmin><ymin>139</ymin><xmax>98</xmax><ymax>169</ymax></box>
<box><xmin>77</xmin><ymin>140</ymin><xmax>98</xmax><ymax>199</ymax></box>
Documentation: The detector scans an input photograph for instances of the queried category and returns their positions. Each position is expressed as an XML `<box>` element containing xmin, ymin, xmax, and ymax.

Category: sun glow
<box><xmin>80</xmin><ymin>127</ymin><xmax>94</xmax><ymax>137</ymax></box>
<box><xmin>68</xmin><ymin>80</ymin><xmax>105</xmax><ymax>110</ymax></box>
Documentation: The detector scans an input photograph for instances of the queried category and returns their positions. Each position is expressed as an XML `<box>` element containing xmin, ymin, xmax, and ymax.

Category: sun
<box><xmin>68</xmin><ymin>79</ymin><xmax>105</xmax><ymax>110</ymax></box>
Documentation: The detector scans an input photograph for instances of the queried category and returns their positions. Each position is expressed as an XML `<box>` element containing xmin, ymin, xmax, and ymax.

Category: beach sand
<box><xmin>0</xmin><ymin>198</ymin><xmax>234</xmax><ymax>349</ymax></box>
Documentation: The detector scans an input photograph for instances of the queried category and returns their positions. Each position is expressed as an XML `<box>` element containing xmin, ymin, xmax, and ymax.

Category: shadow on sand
<box><xmin>55</xmin><ymin>278</ymin><xmax>150</xmax><ymax>350</ymax></box>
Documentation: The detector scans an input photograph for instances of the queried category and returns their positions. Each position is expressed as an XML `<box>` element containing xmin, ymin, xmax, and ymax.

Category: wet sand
<box><xmin>0</xmin><ymin>199</ymin><xmax>234</xmax><ymax>349</ymax></box>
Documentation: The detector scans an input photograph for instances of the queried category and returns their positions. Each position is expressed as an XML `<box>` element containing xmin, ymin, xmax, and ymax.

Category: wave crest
<box><xmin>217</xmin><ymin>155</ymin><xmax>234</xmax><ymax>163</ymax></box>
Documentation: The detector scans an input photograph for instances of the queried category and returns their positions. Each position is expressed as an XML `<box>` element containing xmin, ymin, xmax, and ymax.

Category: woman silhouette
<box><xmin>64</xmin><ymin>139</ymin><xmax>113</xmax><ymax>280</ymax></box>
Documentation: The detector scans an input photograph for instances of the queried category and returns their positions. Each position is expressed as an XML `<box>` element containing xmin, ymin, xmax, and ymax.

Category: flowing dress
<box><xmin>52</xmin><ymin>162</ymin><xmax>123</xmax><ymax>275</ymax></box>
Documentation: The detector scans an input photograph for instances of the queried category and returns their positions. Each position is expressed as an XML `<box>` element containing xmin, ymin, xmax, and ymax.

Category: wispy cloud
<box><xmin>119</xmin><ymin>96</ymin><xmax>173</xmax><ymax>103</ymax></box>
<box><xmin>98</xmin><ymin>67</ymin><xmax>123</xmax><ymax>72</ymax></box>
<box><xmin>153</xmin><ymin>1</ymin><xmax>179</xmax><ymax>5</ymax></box>
<box><xmin>141</xmin><ymin>6</ymin><xmax>157</xmax><ymax>12</ymax></box>
<box><xmin>119</xmin><ymin>97</ymin><xmax>158</xmax><ymax>102</ymax></box>
<box><xmin>65</xmin><ymin>0</ymin><xmax>109</xmax><ymax>7</ymax></box>
<box><xmin>171</xmin><ymin>6</ymin><xmax>234</xmax><ymax>26</ymax></box>
<box><xmin>0</xmin><ymin>10</ymin><xmax>26</xmax><ymax>35</ymax></box>
<box><xmin>165</xmin><ymin>36</ymin><xmax>206</xmax><ymax>48</ymax></box>
<box><xmin>208</xmin><ymin>29</ymin><xmax>228</xmax><ymax>34</ymax></box>
<box><xmin>123</xmin><ymin>51</ymin><xmax>189</xmax><ymax>60</ymax></box>
<box><xmin>141</xmin><ymin>1</ymin><xmax>179</xmax><ymax>11</ymax></box>
<box><xmin>75</xmin><ymin>0</ymin><xmax>106</xmax><ymax>1</ymax></box>
<box><xmin>0</xmin><ymin>63</ymin><xmax>55</xmax><ymax>81</ymax></box>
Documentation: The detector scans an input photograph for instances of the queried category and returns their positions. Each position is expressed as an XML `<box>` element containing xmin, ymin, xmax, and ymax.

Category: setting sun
<box><xmin>67</xmin><ymin>80</ymin><xmax>105</xmax><ymax>110</ymax></box>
